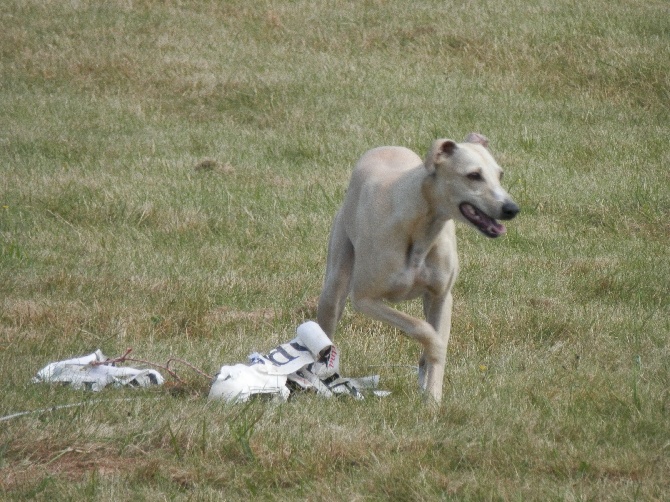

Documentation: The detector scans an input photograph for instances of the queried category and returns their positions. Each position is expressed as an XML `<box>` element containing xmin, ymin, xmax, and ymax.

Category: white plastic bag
<box><xmin>209</xmin><ymin>321</ymin><xmax>386</xmax><ymax>403</ymax></box>
<box><xmin>33</xmin><ymin>350</ymin><xmax>164</xmax><ymax>391</ymax></box>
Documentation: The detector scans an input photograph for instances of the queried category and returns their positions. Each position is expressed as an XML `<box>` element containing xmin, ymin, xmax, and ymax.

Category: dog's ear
<box><xmin>439</xmin><ymin>139</ymin><xmax>458</xmax><ymax>156</ymax></box>
<box><xmin>425</xmin><ymin>139</ymin><xmax>457</xmax><ymax>172</ymax></box>
<box><xmin>464</xmin><ymin>133</ymin><xmax>489</xmax><ymax>149</ymax></box>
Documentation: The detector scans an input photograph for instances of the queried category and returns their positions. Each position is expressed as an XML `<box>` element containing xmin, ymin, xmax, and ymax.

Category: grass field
<box><xmin>1</xmin><ymin>0</ymin><xmax>669</xmax><ymax>499</ymax></box>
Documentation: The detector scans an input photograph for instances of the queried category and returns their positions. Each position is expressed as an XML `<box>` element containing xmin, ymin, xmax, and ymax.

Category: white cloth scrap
<box><xmin>209</xmin><ymin>321</ymin><xmax>386</xmax><ymax>403</ymax></box>
<box><xmin>33</xmin><ymin>349</ymin><xmax>164</xmax><ymax>391</ymax></box>
<box><xmin>206</xmin><ymin>363</ymin><xmax>290</xmax><ymax>402</ymax></box>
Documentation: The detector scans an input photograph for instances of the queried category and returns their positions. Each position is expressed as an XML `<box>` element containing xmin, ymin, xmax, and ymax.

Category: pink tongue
<box><xmin>489</xmin><ymin>222</ymin><xmax>506</xmax><ymax>235</ymax></box>
<box><xmin>462</xmin><ymin>203</ymin><xmax>505</xmax><ymax>236</ymax></box>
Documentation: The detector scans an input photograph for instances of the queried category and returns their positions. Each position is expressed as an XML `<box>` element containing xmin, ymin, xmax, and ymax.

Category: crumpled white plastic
<box><xmin>33</xmin><ymin>349</ymin><xmax>164</xmax><ymax>391</ymax></box>
<box><xmin>206</xmin><ymin>363</ymin><xmax>291</xmax><ymax>403</ymax></box>
<box><xmin>209</xmin><ymin>321</ymin><xmax>386</xmax><ymax>403</ymax></box>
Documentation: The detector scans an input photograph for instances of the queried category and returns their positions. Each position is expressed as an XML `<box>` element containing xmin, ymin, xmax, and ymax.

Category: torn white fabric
<box><xmin>207</xmin><ymin>363</ymin><xmax>290</xmax><ymax>402</ymax></box>
<box><xmin>33</xmin><ymin>350</ymin><xmax>164</xmax><ymax>391</ymax></box>
<box><xmin>209</xmin><ymin>321</ymin><xmax>387</xmax><ymax>403</ymax></box>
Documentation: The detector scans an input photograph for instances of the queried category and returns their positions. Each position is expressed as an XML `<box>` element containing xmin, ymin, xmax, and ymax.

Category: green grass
<box><xmin>1</xmin><ymin>0</ymin><xmax>669</xmax><ymax>499</ymax></box>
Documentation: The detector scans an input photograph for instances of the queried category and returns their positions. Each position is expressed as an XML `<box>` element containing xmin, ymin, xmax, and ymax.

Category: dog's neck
<box><xmin>420</xmin><ymin>169</ymin><xmax>453</xmax><ymax>224</ymax></box>
<box><xmin>391</xmin><ymin>167</ymin><xmax>453</xmax><ymax>263</ymax></box>
<box><xmin>392</xmin><ymin>165</ymin><xmax>453</xmax><ymax>226</ymax></box>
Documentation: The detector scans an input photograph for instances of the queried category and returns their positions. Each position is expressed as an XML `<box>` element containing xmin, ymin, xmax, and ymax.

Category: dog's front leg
<box><xmin>419</xmin><ymin>291</ymin><xmax>454</xmax><ymax>396</ymax></box>
<box><xmin>351</xmin><ymin>295</ymin><xmax>447</xmax><ymax>403</ymax></box>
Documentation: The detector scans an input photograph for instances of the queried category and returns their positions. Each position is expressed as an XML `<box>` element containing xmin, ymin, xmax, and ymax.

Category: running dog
<box><xmin>317</xmin><ymin>133</ymin><xmax>519</xmax><ymax>403</ymax></box>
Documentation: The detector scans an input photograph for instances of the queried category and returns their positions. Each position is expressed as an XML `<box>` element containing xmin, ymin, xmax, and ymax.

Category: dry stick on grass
<box><xmin>166</xmin><ymin>357</ymin><xmax>214</xmax><ymax>381</ymax></box>
<box><xmin>92</xmin><ymin>348</ymin><xmax>213</xmax><ymax>384</ymax></box>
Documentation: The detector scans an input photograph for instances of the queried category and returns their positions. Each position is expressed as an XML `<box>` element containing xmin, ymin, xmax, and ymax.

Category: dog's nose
<box><xmin>501</xmin><ymin>201</ymin><xmax>520</xmax><ymax>220</ymax></box>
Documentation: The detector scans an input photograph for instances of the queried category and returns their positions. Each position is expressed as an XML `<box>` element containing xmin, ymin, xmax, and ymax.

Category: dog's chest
<box><xmin>386</xmin><ymin>246</ymin><xmax>452</xmax><ymax>301</ymax></box>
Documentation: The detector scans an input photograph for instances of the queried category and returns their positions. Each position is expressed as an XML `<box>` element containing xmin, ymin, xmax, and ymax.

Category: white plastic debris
<box><xmin>207</xmin><ymin>363</ymin><xmax>290</xmax><ymax>402</ymax></box>
<box><xmin>33</xmin><ymin>349</ymin><xmax>164</xmax><ymax>391</ymax></box>
<box><xmin>209</xmin><ymin>321</ymin><xmax>387</xmax><ymax>403</ymax></box>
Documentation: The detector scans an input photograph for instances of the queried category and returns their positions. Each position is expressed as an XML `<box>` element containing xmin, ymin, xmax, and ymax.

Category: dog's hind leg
<box><xmin>317</xmin><ymin>211</ymin><xmax>354</xmax><ymax>338</ymax></box>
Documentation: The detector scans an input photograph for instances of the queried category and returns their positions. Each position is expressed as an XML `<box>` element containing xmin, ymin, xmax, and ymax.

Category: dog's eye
<box><xmin>467</xmin><ymin>172</ymin><xmax>482</xmax><ymax>181</ymax></box>
<box><xmin>499</xmin><ymin>172</ymin><xmax>504</xmax><ymax>181</ymax></box>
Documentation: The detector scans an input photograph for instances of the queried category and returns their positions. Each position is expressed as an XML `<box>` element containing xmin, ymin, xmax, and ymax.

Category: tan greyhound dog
<box><xmin>317</xmin><ymin>133</ymin><xmax>519</xmax><ymax>403</ymax></box>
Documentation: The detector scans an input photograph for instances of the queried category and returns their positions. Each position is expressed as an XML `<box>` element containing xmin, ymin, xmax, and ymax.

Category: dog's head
<box><xmin>424</xmin><ymin>133</ymin><xmax>519</xmax><ymax>238</ymax></box>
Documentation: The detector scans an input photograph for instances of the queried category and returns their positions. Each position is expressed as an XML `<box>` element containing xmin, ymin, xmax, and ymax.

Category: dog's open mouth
<box><xmin>459</xmin><ymin>203</ymin><xmax>506</xmax><ymax>238</ymax></box>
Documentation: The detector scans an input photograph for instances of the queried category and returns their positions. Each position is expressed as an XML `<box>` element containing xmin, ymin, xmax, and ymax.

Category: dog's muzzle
<box><xmin>459</xmin><ymin>201</ymin><xmax>519</xmax><ymax>238</ymax></box>
<box><xmin>500</xmin><ymin>201</ymin><xmax>520</xmax><ymax>220</ymax></box>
